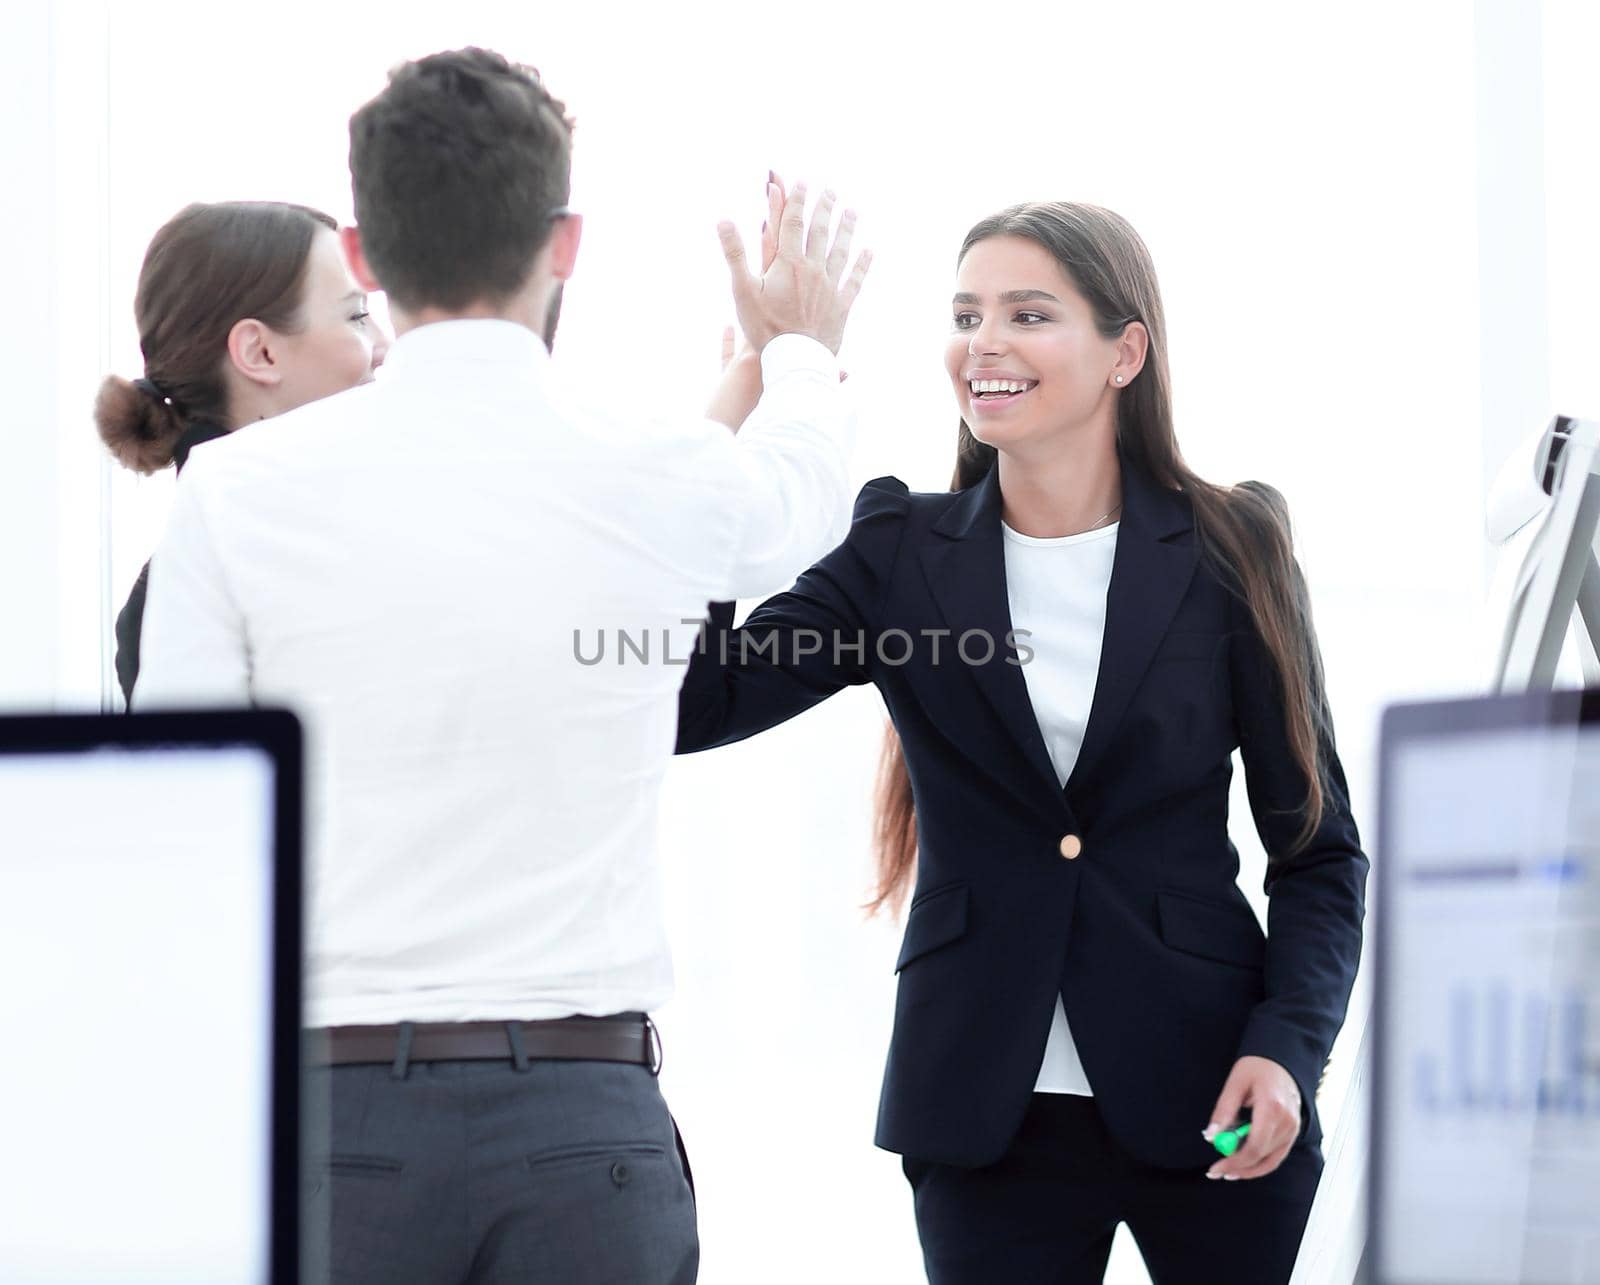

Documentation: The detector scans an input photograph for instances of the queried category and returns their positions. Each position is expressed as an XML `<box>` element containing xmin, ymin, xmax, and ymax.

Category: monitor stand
<box><xmin>1492</xmin><ymin>415</ymin><xmax>1600</xmax><ymax>692</ymax></box>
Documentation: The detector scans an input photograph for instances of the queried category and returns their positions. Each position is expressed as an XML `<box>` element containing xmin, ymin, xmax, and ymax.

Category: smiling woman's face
<box><xmin>944</xmin><ymin>234</ymin><xmax>1123</xmax><ymax>453</ymax></box>
<box><xmin>269</xmin><ymin>226</ymin><xmax>390</xmax><ymax>408</ymax></box>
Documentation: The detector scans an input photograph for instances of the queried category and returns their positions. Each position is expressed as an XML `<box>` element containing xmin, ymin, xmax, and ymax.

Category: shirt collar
<box><xmin>380</xmin><ymin>318</ymin><xmax>551</xmax><ymax>379</ymax></box>
<box><xmin>173</xmin><ymin>421</ymin><xmax>231</xmax><ymax>473</ymax></box>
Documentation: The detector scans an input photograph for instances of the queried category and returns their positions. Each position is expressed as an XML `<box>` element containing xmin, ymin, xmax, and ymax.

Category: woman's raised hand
<box><xmin>718</xmin><ymin>181</ymin><xmax>870</xmax><ymax>357</ymax></box>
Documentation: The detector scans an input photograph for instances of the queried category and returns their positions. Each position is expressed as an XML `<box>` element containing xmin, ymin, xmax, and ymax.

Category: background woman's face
<box><xmin>273</xmin><ymin>227</ymin><xmax>390</xmax><ymax>409</ymax></box>
<box><xmin>945</xmin><ymin>234</ymin><xmax>1119</xmax><ymax>453</ymax></box>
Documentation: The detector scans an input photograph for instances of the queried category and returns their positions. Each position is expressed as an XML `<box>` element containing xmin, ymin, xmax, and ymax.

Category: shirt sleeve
<box><xmin>130</xmin><ymin>458</ymin><xmax>253</xmax><ymax>709</ymax></box>
<box><xmin>713</xmin><ymin>333</ymin><xmax>856</xmax><ymax>601</ymax></box>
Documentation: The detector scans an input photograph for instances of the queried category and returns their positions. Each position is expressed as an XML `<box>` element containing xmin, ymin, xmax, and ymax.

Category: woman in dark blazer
<box><xmin>676</xmin><ymin>201</ymin><xmax>1367</xmax><ymax>1284</ymax></box>
<box><xmin>95</xmin><ymin>200</ymin><xmax>389</xmax><ymax>706</ymax></box>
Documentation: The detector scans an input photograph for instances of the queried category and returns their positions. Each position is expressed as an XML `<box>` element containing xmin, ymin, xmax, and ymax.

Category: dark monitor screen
<box><xmin>1373</xmin><ymin>689</ymin><xmax>1600</xmax><ymax>1285</ymax></box>
<box><xmin>0</xmin><ymin>711</ymin><xmax>301</xmax><ymax>1284</ymax></box>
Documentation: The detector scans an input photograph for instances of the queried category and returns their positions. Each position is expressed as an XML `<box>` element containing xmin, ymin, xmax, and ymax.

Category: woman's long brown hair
<box><xmin>869</xmin><ymin>202</ymin><xmax>1332</xmax><ymax>917</ymax></box>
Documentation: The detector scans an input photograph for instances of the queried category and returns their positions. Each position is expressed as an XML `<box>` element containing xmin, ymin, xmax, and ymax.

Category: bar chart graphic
<box><xmin>1412</xmin><ymin>982</ymin><xmax>1597</xmax><ymax>1119</ymax></box>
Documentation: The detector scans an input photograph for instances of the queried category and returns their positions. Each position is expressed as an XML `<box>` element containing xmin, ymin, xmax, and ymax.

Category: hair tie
<box><xmin>133</xmin><ymin>376</ymin><xmax>177</xmax><ymax>409</ymax></box>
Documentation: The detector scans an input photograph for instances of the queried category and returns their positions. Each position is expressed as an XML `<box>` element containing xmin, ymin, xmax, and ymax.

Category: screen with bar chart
<box><xmin>1374</xmin><ymin>692</ymin><xmax>1600</xmax><ymax>1285</ymax></box>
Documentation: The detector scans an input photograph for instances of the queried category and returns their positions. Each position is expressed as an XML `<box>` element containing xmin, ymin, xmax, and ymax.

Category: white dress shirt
<box><xmin>134</xmin><ymin>319</ymin><xmax>854</xmax><ymax>1027</ymax></box>
<box><xmin>1001</xmin><ymin>518</ymin><xmax>1119</xmax><ymax>1095</ymax></box>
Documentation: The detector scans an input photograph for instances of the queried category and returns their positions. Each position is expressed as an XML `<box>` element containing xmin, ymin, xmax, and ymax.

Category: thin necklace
<box><xmin>1007</xmin><ymin>502</ymin><xmax>1123</xmax><ymax>537</ymax></box>
<box><xmin>1079</xmin><ymin>503</ymin><xmax>1121</xmax><ymax>534</ymax></box>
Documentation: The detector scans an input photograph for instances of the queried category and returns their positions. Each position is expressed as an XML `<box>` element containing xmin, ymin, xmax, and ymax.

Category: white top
<box><xmin>134</xmin><ymin>319</ymin><xmax>855</xmax><ymax>1027</ymax></box>
<box><xmin>1001</xmin><ymin>517</ymin><xmax>1119</xmax><ymax>1095</ymax></box>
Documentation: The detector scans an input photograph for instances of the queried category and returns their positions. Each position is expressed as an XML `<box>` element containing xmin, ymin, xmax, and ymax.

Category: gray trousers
<box><xmin>301</xmin><ymin>1054</ymin><xmax>698</xmax><ymax>1284</ymax></box>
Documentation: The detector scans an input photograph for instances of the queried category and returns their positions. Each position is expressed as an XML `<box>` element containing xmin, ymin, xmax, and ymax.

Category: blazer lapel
<box><xmin>918</xmin><ymin>467</ymin><xmax>1065</xmax><ymax>804</ymax></box>
<box><xmin>1064</xmin><ymin>453</ymin><xmax>1200</xmax><ymax>793</ymax></box>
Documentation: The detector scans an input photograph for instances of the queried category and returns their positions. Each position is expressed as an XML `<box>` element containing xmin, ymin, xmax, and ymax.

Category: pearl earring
<box><xmin>1114</xmin><ymin>374</ymin><xmax>1125</xmax><ymax>385</ymax></box>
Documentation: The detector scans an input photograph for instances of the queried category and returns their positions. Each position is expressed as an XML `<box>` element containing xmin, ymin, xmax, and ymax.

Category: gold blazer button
<box><xmin>1058</xmin><ymin>834</ymin><xmax>1083</xmax><ymax>860</ymax></box>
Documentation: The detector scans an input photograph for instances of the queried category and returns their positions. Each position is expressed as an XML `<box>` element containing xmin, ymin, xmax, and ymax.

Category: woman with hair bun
<box><xmin>96</xmin><ymin>200</ymin><xmax>389</xmax><ymax>705</ymax></box>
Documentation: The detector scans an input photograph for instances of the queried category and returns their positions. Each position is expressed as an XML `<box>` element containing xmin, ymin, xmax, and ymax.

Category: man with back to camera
<box><xmin>133</xmin><ymin>47</ymin><xmax>871</xmax><ymax>1283</ymax></box>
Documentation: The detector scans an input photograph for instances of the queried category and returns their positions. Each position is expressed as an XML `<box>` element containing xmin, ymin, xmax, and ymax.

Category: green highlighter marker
<box><xmin>1211</xmin><ymin>1123</ymin><xmax>1251</xmax><ymax>1157</ymax></box>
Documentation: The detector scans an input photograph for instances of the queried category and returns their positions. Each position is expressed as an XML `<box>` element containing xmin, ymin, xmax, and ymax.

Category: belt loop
<box><xmin>645</xmin><ymin>1015</ymin><xmax>663</xmax><ymax>1077</ymax></box>
<box><xmin>390</xmin><ymin>1021</ymin><xmax>415</xmax><ymax>1081</ymax></box>
<box><xmin>506</xmin><ymin>1021</ymin><xmax>530</xmax><ymax>1072</ymax></box>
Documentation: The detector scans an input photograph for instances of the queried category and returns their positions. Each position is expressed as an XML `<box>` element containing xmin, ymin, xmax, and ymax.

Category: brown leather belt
<box><xmin>308</xmin><ymin>1014</ymin><xmax>660</xmax><ymax>1072</ymax></box>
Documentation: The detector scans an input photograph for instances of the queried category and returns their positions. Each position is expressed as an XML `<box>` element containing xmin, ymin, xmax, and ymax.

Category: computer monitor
<box><xmin>0</xmin><ymin>710</ymin><xmax>302</xmax><ymax>1285</ymax></box>
<box><xmin>1372</xmin><ymin>689</ymin><xmax>1600</xmax><ymax>1285</ymax></box>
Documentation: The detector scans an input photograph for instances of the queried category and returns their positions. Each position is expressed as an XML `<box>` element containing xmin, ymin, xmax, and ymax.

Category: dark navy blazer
<box><xmin>675</xmin><ymin>456</ymin><xmax>1368</xmax><ymax>1170</ymax></box>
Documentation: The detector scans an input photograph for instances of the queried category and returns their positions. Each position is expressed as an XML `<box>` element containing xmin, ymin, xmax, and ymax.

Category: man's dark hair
<box><xmin>348</xmin><ymin>48</ymin><xmax>574</xmax><ymax>312</ymax></box>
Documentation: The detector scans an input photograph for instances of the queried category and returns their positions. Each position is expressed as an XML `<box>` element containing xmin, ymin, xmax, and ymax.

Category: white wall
<box><xmin>1543</xmin><ymin>0</ymin><xmax>1600</xmax><ymax>419</ymax></box>
<box><xmin>14</xmin><ymin>0</ymin><xmax>1584</xmax><ymax>1280</ymax></box>
<box><xmin>1</xmin><ymin>3</ymin><xmax>114</xmax><ymax>712</ymax></box>
<box><xmin>0</xmin><ymin>6</ymin><xmax>64</xmax><ymax>708</ymax></box>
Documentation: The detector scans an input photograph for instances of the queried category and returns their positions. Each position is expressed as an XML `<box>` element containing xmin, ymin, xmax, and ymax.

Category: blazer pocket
<box><xmin>1156</xmin><ymin>888</ymin><xmax>1264</xmax><ymax>970</ymax></box>
<box><xmin>894</xmin><ymin>882</ymin><xmax>970</xmax><ymax>972</ymax></box>
<box><xmin>1152</xmin><ymin>631</ymin><xmax>1229</xmax><ymax>663</ymax></box>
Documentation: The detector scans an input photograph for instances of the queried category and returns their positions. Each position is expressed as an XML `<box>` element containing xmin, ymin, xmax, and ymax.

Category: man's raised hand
<box><xmin>717</xmin><ymin>182</ymin><xmax>871</xmax><ymax>356</ymax></box>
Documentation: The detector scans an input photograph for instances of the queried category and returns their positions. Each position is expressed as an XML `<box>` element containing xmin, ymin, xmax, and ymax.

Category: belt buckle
<box><xmin>644</xmin><ymin>1015</ymin><xmax>663</xmax><ymax>1076</ymax></box>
